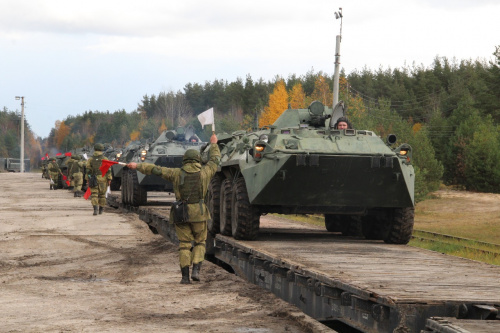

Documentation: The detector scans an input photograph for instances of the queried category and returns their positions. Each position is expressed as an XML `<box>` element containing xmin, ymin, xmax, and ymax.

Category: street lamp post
<box><xmin>15</xmin><ymin>96</ymin><xmax>25</xmax><ymax>173</ymax></box>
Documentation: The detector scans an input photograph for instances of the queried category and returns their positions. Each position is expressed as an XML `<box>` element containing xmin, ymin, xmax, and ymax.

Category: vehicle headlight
<box><xmin>140</xmin><ymin>149</ymin><xmax>147</xmax><ymax>161</ymax></box>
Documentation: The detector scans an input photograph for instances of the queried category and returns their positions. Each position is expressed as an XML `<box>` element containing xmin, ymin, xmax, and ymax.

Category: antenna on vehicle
<box><xmin>333</xmin><ymin>7</ymin><xmax>343</xmax><ymax>108</ymax></box>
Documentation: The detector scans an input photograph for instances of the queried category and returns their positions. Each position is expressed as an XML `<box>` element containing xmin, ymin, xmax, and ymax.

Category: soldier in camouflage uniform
<box><xmin>65</xmin><ymin>156</ymin><xmax>75</xmax><ymax>191</ymax></box>
<box><xmin>70</xmin><ymin>155</ymin><xmax>85</xmax><ymax>197</ymax></box>
<box><xmin>86</xmin><ymin>143</ymin><xmax>113</xmax><ymax>215</ymax></box>
<box><xmin>47</xmin><ymin>157</ymin><xmax>61</xmax><ymax>190</ymax></box>
<box><xmin>127</xmin><ymin>133</ymin><xmax>220</xmax><ymax>284</ymax></box>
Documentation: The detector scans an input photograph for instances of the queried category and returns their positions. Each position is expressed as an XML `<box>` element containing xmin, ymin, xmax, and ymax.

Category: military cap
<box><xmin>183</xmin><ymin>149</ymin><xmax>201</xmax><ymax>163</ymax></box>
<box><xmin>94</xmin><ymin>143</ymin><xmax>105</xmax><ymax>151</ymax></box>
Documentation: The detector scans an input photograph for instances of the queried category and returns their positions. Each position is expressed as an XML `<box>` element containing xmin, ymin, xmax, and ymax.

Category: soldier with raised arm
<box><xmin>127</xmin><ymin>133</ymin><xmax>220</xmax><ymax>284</ymax></box>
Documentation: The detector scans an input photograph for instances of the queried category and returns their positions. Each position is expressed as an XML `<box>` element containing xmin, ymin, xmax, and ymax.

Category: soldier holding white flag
<box><xmin>197</xmin><ymin>107</ymin><xmax>215</xmax><ymax>132</ymax></box>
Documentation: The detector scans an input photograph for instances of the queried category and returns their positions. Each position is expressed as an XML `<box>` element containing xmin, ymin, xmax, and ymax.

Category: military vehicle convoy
<box><xmin>207</xmin><ymin>101</ymin><xmax>415</xmax><ymax>244</ymax></box>
<box><xmin>122</xmin><ymin>126</ymin><xmax>205</xmax><ymax>206</ymax></box>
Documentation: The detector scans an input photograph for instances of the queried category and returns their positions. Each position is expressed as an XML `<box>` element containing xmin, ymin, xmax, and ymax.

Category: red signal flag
<box><xmin>56</xmin><ymin>153</ymin><xmax>62</xmax><ymax>156</ymax></box>
<box><xmin>83</xmin><ymin>187</ymin><xmax>91</xmax><ymax>200</ymax></box>
<box><xmin>99</xmin><ymin>160</ymin><xmax>125</xmax><ymax>177</ymax></box>
<box><xmin>65</xmin><ymin>152</ymin><xmax>72</xmax><ymax>157</ymax></box>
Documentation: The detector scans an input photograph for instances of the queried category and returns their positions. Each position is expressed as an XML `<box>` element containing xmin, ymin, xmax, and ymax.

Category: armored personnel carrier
<box><xmin>122</xmin><ymin>126</ymin><xmax>205</xmax><ymax>206</ymax></box>
<box><xmin>109</xmin><ymin>141</ymin><xmax>144</xmax><ymax>191</ymax></box>
<box><xmin>207</xmin><ymin>101</ymin><xmax>415</xmax><ymax>244</ymax></box>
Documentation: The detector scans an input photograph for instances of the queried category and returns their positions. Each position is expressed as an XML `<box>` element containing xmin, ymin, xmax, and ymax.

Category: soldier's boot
<box><xmin>191</xmin><ymin>262</ymin><xmax>202</xmax><ymax>281</ymax></box>
<box><xmin>99</xmin><ymin>206</ymin><xmax>104</xmax><ymax>214</ymax></box>
<box><xmin>50</xmin><ymin>185</ymin><xmax>53</xmax><ymax>190</ymax></box>
<box><xmin>77</xmin><ymin>191</ymin><xmax>82</xmax><ymax>197</ymax></box>
<box><xmin>73</xmin><ymin>192</ymin><xmax>78</xmax><ymax>197</ymax></box>
<box><xmin>93</xmin><ymin>205</ymin><xmax>99</xmax><ymax>216</ymax></box>
<box><xmin>180</xmin><ymin>267</ymin><xmax>191</xmax><ymax>284</ymax></box>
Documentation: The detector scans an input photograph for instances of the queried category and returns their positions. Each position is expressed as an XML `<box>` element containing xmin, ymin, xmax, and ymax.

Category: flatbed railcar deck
<box><xmin>107</xmin><ymin>192</ymin><xmax>500</xmax><ymax>333</ymax></box>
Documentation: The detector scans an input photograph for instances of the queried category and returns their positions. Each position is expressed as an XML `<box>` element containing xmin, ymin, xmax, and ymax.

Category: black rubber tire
<box><xmin>110</xmin><ymin>177</ymin><xmax>121</xmax><ymax>191</ymax></box>
<box><xmin>231</xmin><ymin>177</ymin><xmax>260</xmax><ymax>240</ymax></box>
<box><xmin>207</xmin><ymin>175</ymin><xmax>222</xmax><ymax>235</ymax></box>
<box><xmin>384</xmin><ymin>207</ymin><xmax>415</xmax><ymax>245</ymax></box>
<box><xmin>325</xmin><ymin>214</ymin><xmax>342</xmax><ymax>232</ymax></box>
<box><xmin>219</xmin><ymin>178</ymin><xmax>233</xmax><ymax>236</ymax></box>
<box><xmin>340</xmin><ymin>216</ymin><xmax>363</xmax><ymax>237</ymax></box>
<box><xmin>130</xmin><ymin>169</ymin><xmax>147</xmax><ymax>206</ymax></box>
<box><xmin>361</xmin><ymin>210</ymin><xmax>389</xmax><ymax>240</ymax></box>
<box><xmin>121</xmin><ymin>169</ymin><xmax>129</xmax><ymax>205</ymax></box>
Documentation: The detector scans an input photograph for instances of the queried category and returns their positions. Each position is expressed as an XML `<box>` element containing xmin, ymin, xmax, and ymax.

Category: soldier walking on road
<box><xmin>70</xmin><ymin>155</ymin><xmax>85</xmax><ymax>197</ymax></box>
<box><xmin>47</xmin><ymin>157</ymin><xmax>60</xmax><ymax>190</ymax></box>
<box><xmin>86</xmin><ymin>143</ymin><xmax>112</xmax><ymax>215</ymax></box>
<box><xmin>127</xmin><ymin>133</ymin><xmax>220</xmax><ymax>284</ymax></box>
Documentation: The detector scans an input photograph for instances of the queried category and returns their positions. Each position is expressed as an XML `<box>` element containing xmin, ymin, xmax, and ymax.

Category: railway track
<box><xmin>412</xmin><ymin>229</ymin><xmax>500</xmax><ymax>258</ymax></box>
<box><xmin>107</xmin><ymin>193</ymin><xmax>500</xmax><ymax>333</ymax></box>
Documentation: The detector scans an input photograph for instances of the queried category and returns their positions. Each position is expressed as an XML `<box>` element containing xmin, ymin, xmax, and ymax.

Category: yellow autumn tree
<box><xmin>289</xmin><ymin>83</ymin><xmax>306</xmax><ymax>109</ymax></box>
<box><xmin>130</xmin><ymin>130</ymin><xmax>140</xmax><ymax>141</ymax></box>
<box><xmin>259</xmin><ymin>80</ymin><xmax>289</xmax><ymax>127</ymax></box>
<box><xmin>310</xmin><ymin>75</ymin><xmax>332</xmax><ymax>106</ymax></box>
<box><xmin>158</xmin><ymin>119</ymin><xmax>168</xmax><ymax>133</ymax></box>
<box><xmin>54</xmin><ymin>120</ymin><xmax>71</xmax><ymax>150</ymax></box>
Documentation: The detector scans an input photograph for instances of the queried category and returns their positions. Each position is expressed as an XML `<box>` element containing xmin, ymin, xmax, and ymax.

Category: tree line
<box><xmin>1</xmin><ymin>46</ymin><xmax>498</xmax><ymax>199</ymax></box>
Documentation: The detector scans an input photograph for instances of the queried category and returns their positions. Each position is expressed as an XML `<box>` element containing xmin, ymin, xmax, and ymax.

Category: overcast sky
<box><xmin>1</xmin><ymin>0</ymin><xmax>499</xmax><ymax>138</ymax></box>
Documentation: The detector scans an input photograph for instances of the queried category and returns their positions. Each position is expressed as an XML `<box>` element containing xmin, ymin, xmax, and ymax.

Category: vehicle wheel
<box><xmin>219</xmin><ymin>178</ymin><xmax>233</xmax><ymax>236</ymax></box>
<box><xmin>110</xmin><ymin>177</ymin><xmax>121</xmax><ymax>191</ymax></box>
<box><xmin>325</xmin><ymin>214</ymin><xmax>342</xmax><ymax>232</ymax></box>
<box><xmin>130</xmin><ymin>169</ymin><xmax>147</xmax><ymax>206</ymax></box>
<box><xmin>384</xmin><ymin>207</ymin><xmax>415</xmax><ymax>245</ymax></box>
<box><xmin>121</xmin><ymin>169</ymin><xmax>129</xmax><ymax>205</ymax></box>
<box><xmin>340</xmin><ymin>216</ymin><xmax>363</xmax><ymax>237</ymax></box>
<box><xmin>361</xmin><ymin>210</ymin><xmax>389</xmax><ymax>240</ymax></box>
<box><xmin>231</xmin><ymin>177</ymin><xmax>260</xmax><ymax>240</ymax></box>
<box><xmin>207</xmin><ymin>175</ymin><xmax>222</xmax><ymax>235</ymax></box>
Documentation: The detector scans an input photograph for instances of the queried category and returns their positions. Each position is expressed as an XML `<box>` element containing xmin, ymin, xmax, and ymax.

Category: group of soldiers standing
<box><xmin>42</xmin><ymin>143</ymin><xmax>112</xmax><ymax>216</ymax></box>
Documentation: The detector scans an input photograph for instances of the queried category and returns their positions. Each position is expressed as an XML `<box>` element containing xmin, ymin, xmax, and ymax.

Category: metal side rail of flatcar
<box><xmin>107</xmin><ymin>193</ymin><xmax>500</xmax><ymax>333</ymax></box>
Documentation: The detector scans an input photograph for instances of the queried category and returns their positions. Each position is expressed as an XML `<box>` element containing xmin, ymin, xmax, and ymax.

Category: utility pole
<box><xmin>15</xmin><ymin>96</ymin><xmax>25</xmax><ymax>173</ymax></box>
<box><xmin>333</xmin><ymin>8</ymin><xmax>343</xmax><ymax>108</ymax></box>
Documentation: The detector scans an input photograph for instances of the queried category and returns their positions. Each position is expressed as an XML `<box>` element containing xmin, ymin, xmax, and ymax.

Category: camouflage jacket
<box><xmin>86</xmin><ymin>151</ymin><xmax>112</xmax><ymax>182</ymax></box>
<box><xmin>136</xmin><ymin>143</ymin><xmax>221</xmax><ymax>222</ymax></box>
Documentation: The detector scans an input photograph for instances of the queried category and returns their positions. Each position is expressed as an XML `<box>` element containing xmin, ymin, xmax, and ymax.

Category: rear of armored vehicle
<box><xmin>209</xmin><ymin>101</ymin><xmax>415</xmax><ymax>244</ymax></box>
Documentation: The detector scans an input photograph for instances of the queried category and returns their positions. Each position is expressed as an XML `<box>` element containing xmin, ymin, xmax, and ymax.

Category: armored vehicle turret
<box><xmin>207</xmin><ymin>101</ymin><xmax>415</xmax><ymax>244</ymax></box>
<box><xmin>122</xmin><ymin>126</ymin><xmax>205</xmax><ymax>206</ymax></box>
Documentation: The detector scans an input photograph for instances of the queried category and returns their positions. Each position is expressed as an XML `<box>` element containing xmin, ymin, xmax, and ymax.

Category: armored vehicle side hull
<box><xmin>208</xmin><ymin>101</ymin><xmax>415</xmax><ymax>245</ymax></box>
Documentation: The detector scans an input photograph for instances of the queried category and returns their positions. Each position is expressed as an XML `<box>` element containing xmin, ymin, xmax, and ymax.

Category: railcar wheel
<box><xmin>231</xmin><ymin>177</ymin><xmax>260</xmax><ymax>240</ymax></box>
<box><xmin>130</xmin><ymin>169</ymin><xmax>147</xmax><ymax>206</ymax></box>
<box><xmin>207</xmin><ymin>175</ymin><xmax>222</xmax><ymax>235</ymax></box>
<box><xmin>219</xmin><ymin>178</ymin><xmax>233</xmax><ymax>236</ymax></box>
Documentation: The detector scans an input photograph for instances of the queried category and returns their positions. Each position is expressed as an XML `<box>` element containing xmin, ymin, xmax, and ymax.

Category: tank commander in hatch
<box><xmin>333</xmin><ymin>116</ymin><xmax>353</xmax><ymax>130</ymax></box>
<box><xmin>127</xmin><ymin>133</ymin><xmax>220</xmax><ymax>284</ymax></box>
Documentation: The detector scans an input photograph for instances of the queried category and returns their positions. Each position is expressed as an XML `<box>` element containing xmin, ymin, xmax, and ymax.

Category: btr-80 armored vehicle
<box><xmin>207</xmin><ymin>101</ymin><xmax>415</xmax><ymax>244</ymax></box>
<box><xmin>109</xmin><ymin>141</ymin><xmax>144</xmax><ymax>191</ymax></box>
<box><xmin>122</xmin><ymin>126</ymin><xmax>205</xmax><ymax>206</ymax></box>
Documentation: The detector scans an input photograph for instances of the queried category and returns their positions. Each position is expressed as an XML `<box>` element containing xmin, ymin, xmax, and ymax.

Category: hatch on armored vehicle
<box><xmin>122</xmin><ymin>126</ymin><xmax>205</xmax><ymax>206</ymax></box>
<box><xmin>207</xmin><ymin>101</ymin><xmax>415</xmax><ymax>244</ymax></box>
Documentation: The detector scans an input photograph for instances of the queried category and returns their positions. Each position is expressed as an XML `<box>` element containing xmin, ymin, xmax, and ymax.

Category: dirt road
<box><xmin>0</xmin><ymin>173</ymin><xmax>332</xmax><ymax>333</ymax></box>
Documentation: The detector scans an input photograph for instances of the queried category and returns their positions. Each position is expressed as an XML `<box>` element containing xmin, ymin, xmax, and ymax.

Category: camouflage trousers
<box><xmin>175</xmin><ymin>221</ymin><xmax>207</xmax><ymax>268</ymax></box>
<box><xmin>90</xmin><ymin>181</ymin><xmax>107</xmax><ymax>207</ymax></box>
<box><xmin>72</xmin><ymin>172</ymin><xmax>83</xmax><ymax>192</ymax></box>
<box><xmin>49</xmin><ymin>172</ymin><xmax>59</xmax><ymax>187</ymax></box>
